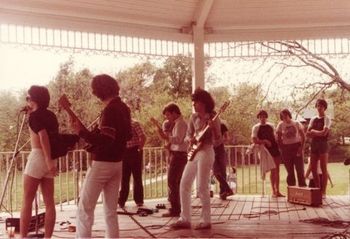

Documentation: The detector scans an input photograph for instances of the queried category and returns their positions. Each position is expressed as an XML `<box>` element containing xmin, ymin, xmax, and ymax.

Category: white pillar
<box><xmin>192</xmin><ymin>25</ymin><xmax>205</xmax><ymax>91</ymax></box>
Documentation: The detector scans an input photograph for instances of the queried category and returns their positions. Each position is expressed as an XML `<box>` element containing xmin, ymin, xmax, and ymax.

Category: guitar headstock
<box><xmin>58</xmin><ymin>94</ymin><xmax>72</xmax><ymax>110</ymax></box>
<box><xmin>219</xmin><ymin>100</ymin><xmax>230</xmax><ymax>113</ymax></box>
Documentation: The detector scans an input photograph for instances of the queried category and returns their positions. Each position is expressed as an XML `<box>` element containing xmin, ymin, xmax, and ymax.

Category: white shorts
<box><xmin>24</xmin><ymin>149</ymin><xmax>56</xmax><ymax>179</ymax></box>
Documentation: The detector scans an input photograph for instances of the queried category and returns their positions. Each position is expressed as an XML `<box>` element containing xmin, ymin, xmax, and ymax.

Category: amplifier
<box><xmin>5</xmin><ymin>212</ymin><xmax>45</xmax><ymax>233</ymax></box>
<box><xmin>287</xmin><ymin>186</ymin><xmax>322</xmax><ymax>206</ymax></box>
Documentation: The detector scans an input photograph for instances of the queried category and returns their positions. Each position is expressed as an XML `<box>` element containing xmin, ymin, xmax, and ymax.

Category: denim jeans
<box><xmin>281</xmin><ymin>143</ymin><xmax>306</xmax><ymax>187</ymax></box>
<box><xmin>76</xmin><ymin>160</ymin><xmax>122</xmax><ymax>238</ymax></box>
<box><xmin>179</xmin><ymin>145</ymin><xmax>215</xmax><ymax>224</ymax></box>
<box><xmin>119</xmin><ymin>147</ymin><xmax>144</xmax><ymax>206</ymax></box>
<box><xmin>167</xmin><ymin>151</ymin><xmax>187</xmax><ymax>213</ymax></box>
<box><xmin>213</xmin><ymin>143</ymin><xmax>231</xmax><ymax>194</ymax></box>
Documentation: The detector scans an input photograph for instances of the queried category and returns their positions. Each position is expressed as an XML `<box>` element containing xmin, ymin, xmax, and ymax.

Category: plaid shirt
<box><xmin>126</xmin><ymin>120</ymin><xmax>145</xmax><ymax>148</ymax></box>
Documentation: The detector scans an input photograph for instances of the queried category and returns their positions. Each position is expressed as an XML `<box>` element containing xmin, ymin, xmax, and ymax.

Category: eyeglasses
<box><xmin>26</xmin><ymin>96</ymin><xmax>32</xmax><ymax>102</ymax></box>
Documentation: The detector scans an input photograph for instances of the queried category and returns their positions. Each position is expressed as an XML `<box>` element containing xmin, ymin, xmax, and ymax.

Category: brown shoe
<box><xmin>194</xmin><ymin>222</ymin><xmax>211</xmax><ymax>230</ymax></box>
<box><xmin>170</xmin><ymin>220</ymin><xmax>191</xmax><ymax>230</ymax></box>
<box><xmin>162</xmin><ymin>211</ymin><xmax>180</xmax><ymax>217</ymax></box>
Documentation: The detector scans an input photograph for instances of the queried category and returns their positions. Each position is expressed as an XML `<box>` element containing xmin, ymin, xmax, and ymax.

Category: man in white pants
<box><xmin>70</xmin><ymin>74</ymin><xmax>132</xmax><ymax>238</ymax></box>
<box><xmin>170</xmin><ymin>88</ymin><xmax>221</xmax><ymax>230</ymax></box>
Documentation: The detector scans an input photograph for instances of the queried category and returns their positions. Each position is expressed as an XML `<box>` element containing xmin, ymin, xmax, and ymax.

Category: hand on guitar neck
<box><xmin>150</xmin><ymin>117</ymin><xmax>168</xmax><ymax>140</ymax></box>
<box><xmin>58</xmin><ymin>94</ymin><xmax>88</xmax><ymax>134</ymax></box>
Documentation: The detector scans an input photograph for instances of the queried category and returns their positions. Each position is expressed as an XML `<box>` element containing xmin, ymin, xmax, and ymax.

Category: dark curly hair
<box><xmin>279</xmin><ymin>109</ymin><xmax>292</xmax><ymax>120</ymax></box>
<box><xmin>191</xmin><ymin>88</ymin><xmax>215</xmax><ymax>113</ymax></box>
<box><xmin>315</xmin><ymin>99</ymin><xmax>328</xmax><ymax>110</ymax></box>
<box><xmin>91</xmin><ymin>74</ymin><xmax>120</xmax><ymax>101</ymax></box>
<box><xmin>162</xmin><ymin>102</ymin><xmax>181</xmax><ymax>115</ymax></box>
<box><xmin>28</xmin><ymin>85</ymin><xmax>50</xmax><ymax>109</ymax></box>
<box><xmin>257</xmin><ymin>110</ymin><xmax>268</xmax><ymax>119</ymax></box>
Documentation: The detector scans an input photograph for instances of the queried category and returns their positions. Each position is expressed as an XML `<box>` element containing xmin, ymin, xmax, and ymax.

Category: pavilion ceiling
<box><xmin>0</xmin><ymin>0</ymin><xmax>350</xmax><ymax>42</ymax></box>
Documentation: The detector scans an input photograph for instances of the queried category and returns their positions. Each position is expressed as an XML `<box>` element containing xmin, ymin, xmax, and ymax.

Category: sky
<box><xmin>0</xmin><ymin>44</ymin><xmax>143</xmax><ymax>94</ymax></box>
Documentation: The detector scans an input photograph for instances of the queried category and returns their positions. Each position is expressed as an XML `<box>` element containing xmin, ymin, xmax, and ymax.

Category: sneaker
<box><xmin>162</xmin><ymin>211</ymin><xmax>180</xmax><ymax>217</ymax></box>
<box><xmin>170</xmin><ymin>220</ymin><xmax>191</xmax><ymax>230</ymax></box>
<box><xmin>136</xmin><ymin>203</ymin><xmax>144</xmax><ymax>207</ymax></box>
<box><xmin>194</xmin><ymin>222</ymin><xmax>211</xmax><ymax>230</ymax></box>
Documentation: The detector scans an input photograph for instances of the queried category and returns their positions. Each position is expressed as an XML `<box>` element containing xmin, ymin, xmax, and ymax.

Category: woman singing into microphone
<box><xmin>20</xmin><ymin>85</ymin><xmax>59</xmax><ymax>238</ymax></box>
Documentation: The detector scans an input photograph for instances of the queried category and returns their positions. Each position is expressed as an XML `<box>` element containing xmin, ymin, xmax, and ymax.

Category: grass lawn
<box><xmin>1</xmin><ymin>163</ymin><xmax>349</xmax><ymax>210</ymax></box>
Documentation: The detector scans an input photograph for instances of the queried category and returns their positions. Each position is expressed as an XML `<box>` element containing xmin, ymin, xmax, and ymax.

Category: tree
<box><xmin>160</xmin><ymin>55</ymin><xmax>192</xmax><ymax>98</ymax></box>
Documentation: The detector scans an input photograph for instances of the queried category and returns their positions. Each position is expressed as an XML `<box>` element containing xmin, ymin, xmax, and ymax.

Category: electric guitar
<box><xmin>58</xmin><ymin>94</ymin><xmax>99</xmax><ymax>154</ymax></box>
<box><xmin>187</xmin><ymin>101</ymin><xmax>230</xmax><ymax>161</ymax></box>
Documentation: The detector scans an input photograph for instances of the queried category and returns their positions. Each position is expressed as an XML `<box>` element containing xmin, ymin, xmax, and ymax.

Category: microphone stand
<box><xmin>0</xmin><ymin>112</ymin><xmax>27</xmax><ymax>213</ymax></box>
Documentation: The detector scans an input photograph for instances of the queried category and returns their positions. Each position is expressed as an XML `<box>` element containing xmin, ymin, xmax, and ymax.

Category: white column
<box><xmin>192</xmin><ymin>25</ymin><xmax>205</xmax><ymax>91</ymax></box>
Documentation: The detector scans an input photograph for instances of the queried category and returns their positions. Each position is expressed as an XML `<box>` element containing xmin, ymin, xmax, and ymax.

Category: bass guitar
<box><xmin>187</xmin><ymin>101</ymin><xmax>230</xmax><ymax>161</ymax></box>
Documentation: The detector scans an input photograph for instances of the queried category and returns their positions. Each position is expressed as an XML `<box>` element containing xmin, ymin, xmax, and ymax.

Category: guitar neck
<box><xmin>196</xmin><ymin>110</ymin><xmax>224</xmax><ymax>140</ymax></box>
<box><xmin>64</xmin><ymin>107</ymin><xmax>81</xmax><ymax>124</ymax></box>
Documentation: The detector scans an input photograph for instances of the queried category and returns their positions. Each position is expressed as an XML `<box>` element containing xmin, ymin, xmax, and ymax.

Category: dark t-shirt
<box><xmin>309</xmin><ymin>117</ymin><xmax>328</xmax><ymax>142</ymax></box>
<box><xmin>29</xmin><ymin>108</ymin><xmax>59</xmax><ymax>135</ymax></box>
<box><xmin>80</xmin><ymin>97</ymin><xmax>132</xmax><ymax>162</ymax></box>
<box><xmin>257</xmin><ymin>124</ymin><xmax>280</xmax><ymax>157</ymax></box>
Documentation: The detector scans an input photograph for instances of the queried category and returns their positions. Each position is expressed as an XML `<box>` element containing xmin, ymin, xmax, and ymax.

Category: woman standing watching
<box><xmin>251</xmin><ymin>110</ymin><xmax>283</xmax><ymax>197</ymax></box>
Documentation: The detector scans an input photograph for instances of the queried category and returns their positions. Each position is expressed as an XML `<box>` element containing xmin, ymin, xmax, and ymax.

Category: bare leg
<box><xmin>20</xmin><ymin>175</ymin><xmax>40</xmax><ymax>238</ymax></box>
<box><xmin>40</xmin><ymin>177</ymin><xmax>56</xmax><ymax>238</ymax></box>
<box><xmin>319</xmin><ymin>153</ymin><xmax>328</xmax><ymax>195</ymax></box>
<box><xmin>271</xmin><ymin>156</ymin><xmax>282</xmax><ymax>196</ymax></box>
<box><xmin>310</xmin><ymin>154</ymin><xmax>320</xmax><ymax>188</ymax></box>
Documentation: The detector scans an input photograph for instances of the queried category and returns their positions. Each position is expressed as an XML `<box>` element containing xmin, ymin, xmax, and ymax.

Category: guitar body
<box><xmin>186</xmin><ymin>101</ymin><xmax>230</xmax><ymax>162</ymax></box>
<box><xmin>187</xmin><ymin>141</ymin><xmax>203</xmax><ymax>161</ymax></box>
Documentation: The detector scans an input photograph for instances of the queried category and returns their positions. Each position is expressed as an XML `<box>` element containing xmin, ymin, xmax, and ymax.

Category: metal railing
<box><xmin>0</xmin><ymin>145</ymin><xmax>265</xmax><ymax>212</ymax></box>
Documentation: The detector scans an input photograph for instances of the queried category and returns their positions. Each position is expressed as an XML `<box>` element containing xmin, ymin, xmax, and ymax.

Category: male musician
<box><xmin>213</xmin><ymin>122</ymin><xmax>234</xmax><ymax>200</ymax></box>
<box><xmin>118</xmin><ymin>119</ymin><xmax>146</xmax><ymax>208</ymax></box>
<box><xmin>155</xmin><ymin>103</ymin><xmax>188</xmax><ymax>217</ymax></box>
<box><xmin>70</xmin><ymin>74</ymin><xmax>132</xmax><ymax>238</ymax></box>
<box><xmin>171</xmin><ymin>88</ymin><xmax>221</xmax><ymax>230</ymax></box>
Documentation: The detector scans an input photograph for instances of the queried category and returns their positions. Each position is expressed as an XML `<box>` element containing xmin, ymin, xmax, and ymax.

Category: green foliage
<box><xmin>0</xmin><ymin>92</ymin><xmax>23</xmax><ymax>150</ymax></box>
<box><xmin>160</xmin><ymin>55</ymin><xmax>192</xmax><ymax>97</ymax></box>
<box><xmin>210</xmin><ymin>83</ymin><xmax>265</xmax><ymax>144</ymax></box>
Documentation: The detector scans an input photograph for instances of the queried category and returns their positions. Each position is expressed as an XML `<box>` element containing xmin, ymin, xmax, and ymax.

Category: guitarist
<box><xmin>69</xmin><ymin>74</ymin><xmax>132</xmax><ymax>238</ymax></box>
<box><xmin>171</xmin><ymin>88</ymin><xmax>221</xmax><ymax>230</ymax></box>
<box><xmin>153</xmin><ymin>103</ymin><xmax>188</xmax><ymax>217</ymax></box>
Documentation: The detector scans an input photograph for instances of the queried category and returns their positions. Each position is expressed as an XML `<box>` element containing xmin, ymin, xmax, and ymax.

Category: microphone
<box><xmin>20</xmin><ymin>106</ymin><xmax>30</xmax><ymax>113</ymax></box>
<box><xmin>344</xmin><ymin>158</ymin><xmax>350</xmax><ymax>166</ymax></box>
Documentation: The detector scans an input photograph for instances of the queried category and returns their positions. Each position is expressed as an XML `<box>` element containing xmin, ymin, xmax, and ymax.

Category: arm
<box><xmin>38</xmin><ymin>129</ymin><xmax>58</xmax><ymax>176</ymax></box>
<box><xmin>298</xmin><ymin>122</ymin><xmax>306</xmax><ymax>155</ymax></box>
<box><xmin>251</xmin><ymin>124</ymin><xmax>271</xmax><ymax>146</ymax></box>
<box><xmin>305</xmin><ymin>161</ymin><xmax>311</xmax><ymax>179</ymax></box>
<box><xmin>276</xmin><ymin>122</ymin><xmax>283</xmax><ymax>145</ymax></box>
<box><xmin>185</xmin><ymin>115</ymin><xmax>195</xmax><ymax>144</ymax></box>
<box><xmin>76</xmin><ymin>107</ymin><xmax>116</xmax><ymax>147</ymax></box>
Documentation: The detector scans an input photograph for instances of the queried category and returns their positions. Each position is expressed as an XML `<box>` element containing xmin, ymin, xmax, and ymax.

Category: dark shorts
<box><xmin>311</xmin><ymin>141</ymin><xmax>328</xmax><ymax>155</ymax></box>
